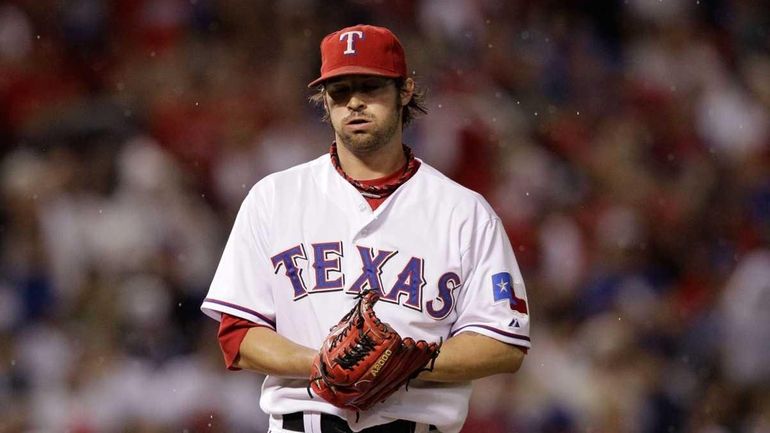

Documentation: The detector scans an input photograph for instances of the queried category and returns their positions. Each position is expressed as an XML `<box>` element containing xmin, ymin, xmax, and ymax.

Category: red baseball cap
<box><xmin>308</xmin><ymin>24</ymin><xmax>407</xmax><ymax>88</ymax></box>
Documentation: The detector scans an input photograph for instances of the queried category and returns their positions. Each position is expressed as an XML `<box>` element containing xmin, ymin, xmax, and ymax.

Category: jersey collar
<box><xmin>329</xmin><ymin>142</ymin><xmax>421</xmax><ymax>199</ymax></box>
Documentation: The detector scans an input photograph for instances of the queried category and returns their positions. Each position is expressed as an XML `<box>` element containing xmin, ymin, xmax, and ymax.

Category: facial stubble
<box><xmin>333</xmin><ymin>100</ymin><xmax>403</xmax><ymax>157</ymax></box>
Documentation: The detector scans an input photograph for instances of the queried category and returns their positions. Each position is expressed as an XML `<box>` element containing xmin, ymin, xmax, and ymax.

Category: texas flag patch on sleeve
<box><xmin>491</xmin><ymin>272</ymin><xmax>528</xmax><ymax>314</ymax></box>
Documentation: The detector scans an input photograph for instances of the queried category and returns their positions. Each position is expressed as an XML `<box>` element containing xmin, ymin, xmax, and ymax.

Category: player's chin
<box><xmin>341</xmin><ymin>130</ymin><xmax>371</xmax><ymax>142</ymax></box>
<box><xmin>341</xmin><ymin>135</ymin><xmax>384</xmax><ymax>153</ymax></box>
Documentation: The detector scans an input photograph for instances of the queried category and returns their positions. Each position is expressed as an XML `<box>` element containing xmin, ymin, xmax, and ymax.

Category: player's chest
<box><xmin>266</xmin><ymin>205</ymin><xmax>463</xmax><ymax>320</ymax></box>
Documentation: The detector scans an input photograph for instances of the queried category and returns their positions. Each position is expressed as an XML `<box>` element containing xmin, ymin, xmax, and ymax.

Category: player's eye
<box><xmin>326</xmin><ymin>84</ymin><xmax>353</xmax><ymax>101</ymax></box>
<box><xmin>325</xmin><ymin>78</ymin><xmax>391</xmax><ymax>102</ymax></box>
<box><xmin>359</xmin><ymin>78</ymin><xmax>390</xmax><ymax>93</ymax></box>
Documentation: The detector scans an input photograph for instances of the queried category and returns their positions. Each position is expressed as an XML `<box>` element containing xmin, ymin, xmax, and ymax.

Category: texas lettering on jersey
<box><xmin>270</xmin><ymin>242</ymin><xmax>460</xmax><ymax>320</ymax></box>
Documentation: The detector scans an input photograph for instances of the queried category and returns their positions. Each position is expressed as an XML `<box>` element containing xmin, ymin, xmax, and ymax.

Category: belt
<box><xmin>282</xmin><ymin>412</ymin><xmax>439</xmax><ymax>432</ymax></box>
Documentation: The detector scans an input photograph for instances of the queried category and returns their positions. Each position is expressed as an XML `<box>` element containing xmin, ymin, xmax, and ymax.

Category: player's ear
<box><xmin>399</xmin><ymin>78</ymin><xmax>415</xmax><ymax>106</ymax></box>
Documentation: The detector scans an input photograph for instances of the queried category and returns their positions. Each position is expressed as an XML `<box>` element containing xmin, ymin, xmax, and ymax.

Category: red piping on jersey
<box><xmin>451</xmin><ymin>324</ymin><xmax>530</xmax><ymax>353</ymax></box>
<box><xmin>205</xmin><ymin>297</ymin><xmax>277</xmax><ymax>327</ymax></box>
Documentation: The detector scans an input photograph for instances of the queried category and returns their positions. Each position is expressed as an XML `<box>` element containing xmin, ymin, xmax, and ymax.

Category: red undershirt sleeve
<box><xmin>217</xmin><ymin>313</ymin><xmax>260</xmax><ymax>371</ymax></box>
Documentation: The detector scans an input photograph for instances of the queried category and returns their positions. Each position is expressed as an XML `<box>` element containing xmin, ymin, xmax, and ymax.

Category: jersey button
<box><xmin>358</xmin><ymin>203</ymin><xmax>367</xmax><ymax>212</ymax></box>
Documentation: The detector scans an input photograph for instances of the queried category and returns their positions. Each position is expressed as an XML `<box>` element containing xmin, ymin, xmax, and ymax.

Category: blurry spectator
<box><xmin>719</xmin><ymin>249</ymin><xmax>770</xmax><ymax>386</ymax></box>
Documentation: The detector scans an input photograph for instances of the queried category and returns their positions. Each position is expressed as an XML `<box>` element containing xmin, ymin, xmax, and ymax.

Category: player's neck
<box><xmin>335</xmin><ymin>137</ymin><xmax>406</xmax><ymax>181</ymax></box>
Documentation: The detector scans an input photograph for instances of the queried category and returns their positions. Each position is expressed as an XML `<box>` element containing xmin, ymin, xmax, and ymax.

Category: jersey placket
<box><xmin>342</xmin><ymin>181</ymin><xmax>387</xmax><ymax>242</ymax></box>
<box><xmin>323</xmin><ymin>168</ymin><xmax>376</xmax><ymax>242</ymax></box>
<box><xmin>352</xmin><ymin>184</ymin><xmax>402</xmax><ymax>241</ymax></box>
<box><xmin>354</xmin><ymin>199</ymin><xmax>374</xmax><ymax>239</ymax></box>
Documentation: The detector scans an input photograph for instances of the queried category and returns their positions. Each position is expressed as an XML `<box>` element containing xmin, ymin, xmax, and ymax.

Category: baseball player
<box><xmin>201</xmin><ymin>24</ymin><xmax>530</xmax><ymax>433</ymax></box>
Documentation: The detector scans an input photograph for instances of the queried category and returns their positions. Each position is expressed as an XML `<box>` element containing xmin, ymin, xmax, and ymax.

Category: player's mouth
<box><xmin>344</xmin><ymin>119</ymin><xmax>373</xmax><ymax>133</ymax></box>
<box><xmin>345</xmin><ymin>119</ymin><xmax>372</xmax><ymax>126</ymax></box>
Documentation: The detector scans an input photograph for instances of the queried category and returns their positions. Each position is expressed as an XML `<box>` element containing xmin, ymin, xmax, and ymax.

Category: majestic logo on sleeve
<box><xmin>340</xmin><ymin>30</ymin><xmax>364</xmax><ymax>54</ymax></box>
<box><xmin>270</xmin><ymin>242</ymin><xmax>457</xmax><ymax>319</ymax></box>
<box><xmin>492</xmin><ymin>272</ymin><xmax>528</xmax><ymax>314</ymax></box>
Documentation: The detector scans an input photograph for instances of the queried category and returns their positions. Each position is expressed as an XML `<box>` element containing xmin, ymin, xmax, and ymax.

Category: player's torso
<box><xmin>263</xmin><ymin>157</ymin><xmax>468</xmax><ymax>345</ymax></box>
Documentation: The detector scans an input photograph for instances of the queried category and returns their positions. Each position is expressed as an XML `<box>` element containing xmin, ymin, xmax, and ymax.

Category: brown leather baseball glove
<box><xmin>308</xmin><ymin>289</ymin><xmax>441</xmax><ymax>411</ymax></box>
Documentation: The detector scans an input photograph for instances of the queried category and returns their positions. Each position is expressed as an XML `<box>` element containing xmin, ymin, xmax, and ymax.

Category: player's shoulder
<box><xmin>258</xmin><ymin>154</ymin><xmax>327</xmax><ymax>185</ymax></box>
<box><xmin>245</xmin><ymin>154</ymin><xmax>328</xmax><ymax>198</ymax></box>
<box><xmin>414</xmin><ymin>159</ymin><xmax>498</xmax><ymax>219</ymax></box>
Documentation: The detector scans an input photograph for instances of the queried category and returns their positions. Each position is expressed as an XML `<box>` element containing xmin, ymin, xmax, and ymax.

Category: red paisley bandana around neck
<box><xmin>329</xmin><ymin>142</ymin><xmax>421</xmax><ymax>199</ymax></box>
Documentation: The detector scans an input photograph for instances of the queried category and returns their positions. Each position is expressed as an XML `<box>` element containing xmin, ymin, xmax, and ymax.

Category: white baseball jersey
<box><xmin>201</xmin><ymin>153</ymin><xmax>530</xmax><ymax>433</ymax></box>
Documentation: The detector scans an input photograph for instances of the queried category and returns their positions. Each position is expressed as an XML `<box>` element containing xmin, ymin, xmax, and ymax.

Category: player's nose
<box><xmin>346</xmin><ymin>94</ymin><xmax>366</xmax><ymax>111</ymax></box>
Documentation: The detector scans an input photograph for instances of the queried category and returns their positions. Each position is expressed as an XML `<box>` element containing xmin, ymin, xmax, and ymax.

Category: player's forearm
<box><xmin>418</xmin><ymin>332</ymin><xmax>525</xmax><ymax>382</ymax></box>
<box><xmin>234</xmin><ymin>327</ymin><xmax>316</xmax><ymax>378</ymax></box>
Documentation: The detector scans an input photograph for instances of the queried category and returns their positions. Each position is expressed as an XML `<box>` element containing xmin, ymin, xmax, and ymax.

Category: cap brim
<box><xmin>307</xmin><ymin>66</ymin><xmax>402</xmax><ymax>88</ymax></box>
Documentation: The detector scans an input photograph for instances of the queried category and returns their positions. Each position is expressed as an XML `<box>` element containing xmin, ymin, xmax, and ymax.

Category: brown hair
<box><xmin>308</xmin><ymin>78</ymin><xmax>427</xmax><ymax>127</ymax></box>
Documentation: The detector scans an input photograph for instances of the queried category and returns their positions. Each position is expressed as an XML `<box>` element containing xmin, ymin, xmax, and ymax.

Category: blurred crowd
<box><xmin>1</xmin><ymin>0</ymin><xmax>769</xmax><ymax>432</ymax></box>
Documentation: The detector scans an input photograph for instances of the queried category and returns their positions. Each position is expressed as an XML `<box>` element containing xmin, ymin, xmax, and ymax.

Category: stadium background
<box><xmin>1</xmin><ymin>0</ymin><xmax>769</xmax><ymax>432</ymax></box>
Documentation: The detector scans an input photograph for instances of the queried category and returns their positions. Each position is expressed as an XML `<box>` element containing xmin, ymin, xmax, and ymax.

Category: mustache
<box><xmin>343</xmin><ymin>113</ymin><xmax>374</xmax><ymax>123</ymax></box>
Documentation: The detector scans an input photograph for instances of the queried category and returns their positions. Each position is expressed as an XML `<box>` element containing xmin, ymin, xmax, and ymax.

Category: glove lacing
<box><xmin>335</xmin><ymin>333</ymin><xmax>376</xmax><ymax>369</ymax></box>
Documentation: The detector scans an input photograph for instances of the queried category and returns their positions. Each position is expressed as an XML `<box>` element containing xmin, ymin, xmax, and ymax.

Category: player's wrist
<box><xmin>236</xmin><ymin>327</ymin><xmax>317</xmax><ymax>377</ymax></box>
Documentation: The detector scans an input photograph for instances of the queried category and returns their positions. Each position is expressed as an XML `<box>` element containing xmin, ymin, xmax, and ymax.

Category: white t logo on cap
<box><xmin>340</xmin><ymin>31</ymin><xmax>364</xmax><ymax>54</ymax></box>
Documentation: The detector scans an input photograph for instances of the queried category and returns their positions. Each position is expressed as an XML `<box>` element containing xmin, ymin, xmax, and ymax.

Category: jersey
<box><xmin>201</xmin><ymin>153</ymin><xmax>531</xmax><ymax>433</ymax></box>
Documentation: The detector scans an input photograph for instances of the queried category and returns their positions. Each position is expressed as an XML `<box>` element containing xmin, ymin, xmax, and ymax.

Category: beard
<box><xmin>334</xmin><ymin>105</ymin><xmax>402</xmax><ymax>156</ymax></box>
